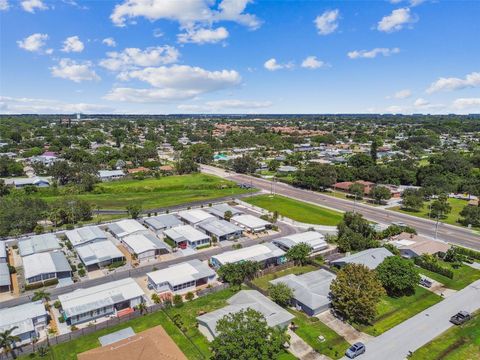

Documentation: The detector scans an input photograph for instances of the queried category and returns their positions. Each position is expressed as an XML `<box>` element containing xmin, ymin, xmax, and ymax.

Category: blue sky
<box><xmin>0</xmin><ymin>0</ymin><xmax>479</xmax><ymax>114</ymax></box>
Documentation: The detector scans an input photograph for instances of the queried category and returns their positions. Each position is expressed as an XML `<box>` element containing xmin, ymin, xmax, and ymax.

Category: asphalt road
<box><xmin>201</xmin><ymin>165</ymin><xmax>480</xmax><ymax>250</ymax></box>
<box><xmin>345</xmin><ymin>279</ymin><xmax>480</xmax><ymax>360</ymax></box>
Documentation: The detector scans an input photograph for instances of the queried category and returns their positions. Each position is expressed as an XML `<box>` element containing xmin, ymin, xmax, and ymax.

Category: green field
<box><xmin>411</xmin><ymin>312</ymin><xmax>480</xmax><ymax>360</ymax></box>
<box><xmin>357</xmin><ymin>286</ymin><xmax>443</xmax><ymax>336</ymax></box>
<box><xmin>245</xmin><ymin>194</ymin><xmax>343</xmax><ymax>226</ymax></box>
<box><xmin>32</xmin><ymin>174</ymin><xmax>253</xmax><ymax>210</ymax></box>
<box><xmin>418</xmin><ymin>261</ymin><xmax>480</xmax><ymax>290</ymax></box>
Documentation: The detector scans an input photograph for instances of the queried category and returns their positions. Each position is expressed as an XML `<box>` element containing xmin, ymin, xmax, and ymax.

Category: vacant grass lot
<box><xmin>357</xmin><ymin>286</ymin><xmax>443</xmax><ymax>336</ymax></box>
<box><xmin>411</xmin><ymin>312</ymin><xmax>480</xmax><ymax>360</ymax></box>
<box><xmin>32</xmin><ymin>174</ymin><xmax>252</xmax><ymax>210</ymax></box>
<box><xmin>418</xmin><ymin>261</ymin><xmax>480</xmax><ymax>290</ymax></box>
<box><xmin>245</xmin><ymin>194</ymin><xmax>343</xmax><ymax>226</ymax></box>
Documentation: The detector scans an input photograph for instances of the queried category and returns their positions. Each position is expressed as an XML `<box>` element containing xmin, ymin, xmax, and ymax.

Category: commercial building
<box><xmin>22</xmin><ymin>251</ymin><xmax>72</xmax><ymax>285</ymax></box>
<box><xmin>197</xmin><ymin>219</ymin><xmax>243</xmax><ymax>242</ymax></box>
<box><xmin>147</xmin><ymin>259</ymin><xmax>216</xmax><ymax>295</ymax></box>
<box><xmin>331</xmin><ymin>248</ymin><xmax>393</xmax><ymax>270</ymax></box>
<box><xmin>273</xmin><ymin>231</ymin><xmax>328</xmax><ymax>253</ymax></box>
<box><xmin>230</xmin><ymin>214</ymin><xmax>271</xmax><ymax>233</ymax></box>
<box><xmin>389</xmin><ymin>232</ymin><xmax>451</xmax><ymax>258</ymax></box>
<box><xmin>270</xmin><ymin>269</ymin><xmax>335</xmax><ymax>316</ymax></box>
<box><xmin>59</xmin><ymin>278</ymin><xmax>145</xmax><ymax>325</ymax></box>
<box><xmin>210</xmin><ymin>243</ymin><xmax>286</xmax><ymax>269</ymax></box>
<box><xmin>207</xmin><ymin>204</ymin><xmax>243</xmax><ymax>220</ymax></box>
<box><xmin>0</xmin><ymin>301</ymin><xmax>48</xmax><ymax>346</ymax></box>
<box><xmin>18</xmin><ymin>234</ymin><xmax>61</xmax><ymax>256</ymax></box>
<box><xmin>177</xmin><ymin>209</ymin><xmax>215</xmax><ymax>226</ymax></box>
<box><xmin>65</xmin><ymin>226</ymin><xmax>107</xmax><ymax>247</ymax></box>
<box><xmin>164</xmin><ymin>225</ymin><xmax>210</xmax><ymax>249</ymax></box>
<box><xmin>144</xmin><ymin>214</ymin><xmax>183</xmax><ymax>234</ymax></box>
<box><xmin>197</xmin><ymin>290</ymin><xmax>294</xmax><ymax>341</ymax></box>
<box><xmin>108</xmin><ymin>219</ymin><xmax>149</xmax><ymax>240</ymax></box>
<box><xmin>121</xmin><ymin>233</ymin><xmax>170</xmax><ymax>260</ymax></box>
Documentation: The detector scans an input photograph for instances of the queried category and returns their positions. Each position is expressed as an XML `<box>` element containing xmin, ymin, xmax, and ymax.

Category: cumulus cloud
<box><xmin>110</xmin><ymin>0</ymin><xmax>260</xmax><ymax>29</ymax></box>
<box><xmin>348</xmin><ymin>47</ymin><xmax>400</xmax><ymax>59</ymax></box>
<box><xmin>452</xmin><ymin>98</ymin><xmax>480</xmax><ymax>110</ymax></box>
<box><xmin>426</xmin><ymin>72</ymin><xmax>480</xmax><ymax>93</ymax></box>
<box><xmin>377</xmin><ymin>8</ymin><xmax>415</xmax><ymax>32</ymax></box>
<box><xmin>21</xmin><ymin>0</ymin><xmax>47</xmax><ymax>13</ymax></box>
<box><xmin>314</xmin><ymin>9</ymin><xmax>339</xmax><ymax>35</ymax></box>
<box><xmin>99</xmin><ymin>46</ymin><xmax>180</xmax><ymax>71</ymax></box>
<box><xmin>178</xmin><ymin>27</ymin><xmax>229</xmax><ymax>44</ymax></box>
<box><xmin>413</xmin><ymin>97</ymin><xmax>445</xmax><ymax>110</ymax></box>
<box><xmin>0</xmin><ymin>0</ymin><xmax>9</xmax><ymax>11</ymax></box>
<box><xmin>51</xmin><ymin>59</ymin><xmax>100</xmax><ymax>82</ymax></box>
<box><xmin>61</xmin><ymin>36</ymin><xmax>84</xmax><ymax>53</ymax></box>
<box><xmin>264</xmin><ymin>58</ymin><xmax>294</xmax><ymax>71</ymax></box>
<box><xmin>301</xmin><ymin>56</ymin><xmax>327</xmax><ymax>69</ymax></box>
<box><xmin>17</xmin><ymin>33</ymin><xmax>49</xmax><ymax>53</ymax></box>
<box><xmin>391</xmin><ymin>89</ymin><xmax>412</xmax><ymax>99</ymax></box>
<box><xmin>0</xmin><ymin>96</ymin><xmax>113</xmax><ymax>114</ymax></box>
<box><xmin>178</xmin><ymin>99</ymin><xmax>272</xmax><ymax>112</ymax></box>
<box><xmin>102</xmin><ymin>37</ymin><xmax>117</xmax><ymax>47</ymax></box>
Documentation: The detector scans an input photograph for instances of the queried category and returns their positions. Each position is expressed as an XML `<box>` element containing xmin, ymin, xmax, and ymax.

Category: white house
<box><xmin>22</xmin><ymin>251</ymin><xmax>72</xmax><ymax>285</ymax></box>
<box><xmin>163</xmin><ymin>225</ymin><xmax>211</xmax><ymax>249</ymax></box>
<box><xmin>98</xmin><ymin>170</ymin><xmax>125</xmax><ymax>181</ymax></box>
<box><xmin>210</xmin><ymin>243</ymin><xmax>286</xmax><ymax>269</ymax></box>
<box><xmin>177</xmin><ymin>209</ymin><xmax>215</xmax><ymax>226</ymax></box>
<box><xmin>121</xmin><ymin>232</ymin><xmax>170</xmax><ymax>261</ymax></box>
<box><xmin>108</xmin><ymin>219</ymin><xmax>149</xmax><ymax>240</ymax></box>
<box><xmin>18</xmin><ymin>234</ymin><xmax>61</xmax><ymax>256</ymax></box>
<box><xmin>273</xmin><ymin>231</ymin><xmax>328</xmax><ymax>254</ymax></box>
<box><xmin>230</xmin><ymin>214</ymin><xmax>271</xmax><ymax>233</ymax></box>
<box><xmin>143</xmin><ymin>214</ymin><xmax>183</xmax><ymax>234</ymax></box>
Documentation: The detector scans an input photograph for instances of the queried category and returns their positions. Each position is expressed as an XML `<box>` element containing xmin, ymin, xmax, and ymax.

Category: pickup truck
<box><xmin>450</xmin><ymin>311</ymin><xmax>471</xmax><ymax>325</ymax></box>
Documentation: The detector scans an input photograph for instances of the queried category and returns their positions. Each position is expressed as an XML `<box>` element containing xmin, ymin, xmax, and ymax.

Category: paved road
<box><xmin>343</xmin><ymin>279</ymin><xmax>480</xmax><ymax>360</ymax></box>
<box><xmin>201</xmin><ymin>165</ymin><xmax>480</xmax><ymax>250</ymax></box>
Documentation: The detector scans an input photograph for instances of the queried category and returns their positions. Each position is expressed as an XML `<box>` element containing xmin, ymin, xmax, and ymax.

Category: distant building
<box><xmin>23</xmin><ymin>251</ymin><xmax>72</xmax><ymax>285</ymax></box>
<box><xmin>389</xmin><ymin>232</ymin><xmax>450</xmax><ymax>258</ymax></box>
<box><xmin>207</xmin><ymin>204</ymin><xmax>243</xmax><ymax>220</ymax></box>
<box><xmin>18</xmin><ymin>234</ymin><xmax>61</xmax><ymax>257</ymax></box>
<box><xmin>277</xmin><ymin>165</ymin><xmax>298</xmax><ymax>173</ymax></box>
<box><xmin>3</xmin><ymin>177</ymin><xmax>50</xmax><ymax>188</ymax></box>
<box><xmin>273</xmin><ymin>231</ymin><xmax>328</xmax><ymax>254</ymax></box>
<box><xmin>210</xmin><ymin>243</ymin><xmax>286</xmax><ymax>269</ymax></box>
<box><xmin>177</xmin><ymin>209</ymin><xmax>215</xmax><ymax>226</ymax></box>
<box><xmin>331</xmin><ymin>248</ymin><xmax>393</xmax><ymax>270</ymax></box>
<box><xmin>98</xmin><ymin>170</ymin><xmax>125</xmax><ymax>181</ymax></box>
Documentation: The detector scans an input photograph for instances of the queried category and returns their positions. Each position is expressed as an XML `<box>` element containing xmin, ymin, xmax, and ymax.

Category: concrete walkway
<box><xmin>419</xmin><ymin>275</ymin><xmax>457</xmax><ymax>298</ymax></box>
<box><xmin>287</xmin><ymin>329</ymin><xmax>331</xmax><ymax>360</ymax></box>
<box><xmin>317</xmin><ymin>311</ymin><xmax>374</xmax><ymax>345</ymax></box>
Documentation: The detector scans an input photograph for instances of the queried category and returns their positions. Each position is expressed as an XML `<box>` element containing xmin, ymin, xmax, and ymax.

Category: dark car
<box><xmin>450</xmin><ymin>311</ymin><xmax>471</xmax><ymax>325</ymax></box>
<box><xmin>419</xmin><ymin>278</ymin><xmax>433</xmax><ymax>288</ymax></box>
<box><xmin>345</xmin><ymin>342</ymin><xmax>366</xmax><ymax>358</ymax></box>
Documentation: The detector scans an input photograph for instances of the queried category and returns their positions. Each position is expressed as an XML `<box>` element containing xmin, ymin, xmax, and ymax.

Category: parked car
<box><xmin>345</xmin><ymin>342</ymin><xmax>366</xmax><ymax>358</ymax></box>
<box><xmin>419</xmin><ymin>278</ymin><xmax>433</xmax><ymax>288</ymax></box>
<box><xmin>391</xmin><ymin>221</ymin><xmax>407</xmax><ymax>227</ymax></box>
<box><xmin>450</xmin><ymin>311</ymin><xmax>471</xmax><ymax>325</ymax></box>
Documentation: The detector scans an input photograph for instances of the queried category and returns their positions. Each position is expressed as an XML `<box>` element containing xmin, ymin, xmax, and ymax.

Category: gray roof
<box><xmin>108</xmin><ymin>219</ymin><xmax>148</xmax><ymax>239</ymax></box>
<box><xmin>0</xmin><ymin>301</ymin><xmax>46</xmax><ymax>336</ymax></box>
<box><xmin>207</xmin><ymin>204</ymin><xmax>243</xmax><ymax>219</ymax></box>
<box><xmin>0</xmin><ymin>241</ymin><xmax>6</xmax><ymax>259</ymax></box>
<box><xmin>196</xmin><ymin>290</ymin><xmax>294</xmax><ymax>338</ymax></box>
<box><xmin>144</xmin><ymin>214</ymin><xmax>183</xmax><ymax>231</ymax></box>
<box><xmin>164</xmin><ymin>225</ymin><xmax>210</xmax><ymax>244</ymax></box>
<box><xmin>65</xmin><ymin>226</ymin><xmax>107</xmax><ymax>247</ymax></box>
<box><xmin>211</xmin><ymin>243</ymin><xmax>285</xmax><ymax>266</ymax></box>
<box><xmin>0</xmin><ymin>262</ymin><xmax>11</xmax><ymax>287</ymax></box>
<box><xmin>147</xmin><ymin>259</ymin><xmax>216</xmax><ymax>287</ymax></box>
<box><xmin>331</xmin><ymin>248</ymin><xmax>393</xmax><ymax>270</ymax></box>
<box><xmin>197</xmin><ymin>219</ymin><xmax>243</xmax><ymax>238</ymax></box>
<box><xmin>18</xmin><ymin>234</ymin><xmax>61</xmax><ymax>256</ymax></box>
<box><xmin>270</xmin><ymin>269</ymin><xmax>335</xmax><ymax>311</ymax></box>
<box><xmin>99</xmin><ymin>327</ymin><xmax>135</xmax><ymax>346</ymax></box>
<box><xmin>76</xmin><ymin>240</ymin><xmax>124</xmax><ymax>266</ymax></box>
<box><xmin>23</xmin><ymin>251</ymin><xmax>71</xmax><ymax>280</ymax></box>
<box><xmin>273</xmin><ymin>231</ymin><xmax>328</xmax><ymax>252</ymax></box>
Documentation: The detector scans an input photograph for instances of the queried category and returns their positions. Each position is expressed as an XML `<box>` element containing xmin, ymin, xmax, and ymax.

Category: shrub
<box><xmin>185</xmin><ymin>292</ymin><xmax>195</xmax><ymax>301</ymax></box>
<box><xmin>78</xmin><ymin>269</ymin><xmax>86</xmax><ymax>277</ymax></box>
<box><xmin>414</xmin><ymin>256</ymin><xmax>454</xmax><ymax>279</ymax></box>
<box><xmin>454</xmin><ymin>246</ymin><xmax>480</xmax><ymax>260</ymax></box>
<box><xmin>53</xmin><ymin>300</ymin><xmax>61</xmax><ymax>309</ymax></box>
<box><xmin>58</xmin><ymin>316</ymin><xmax>65</xmax><ymax>323</ymax></box>
<box><xmin>173</xmin><ymin>294</ymin><xmax>183</xmax><ymax>308</ymax></box>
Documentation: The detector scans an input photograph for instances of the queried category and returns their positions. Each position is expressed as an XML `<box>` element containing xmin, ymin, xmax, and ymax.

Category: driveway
<box><xmin>317</xmin><ymin>311</ymin><xmax>373</xmax><ymax>345</ymax></box>
<box><xmin>340</xmin><ymin>279</ymin><xmax>480</xmax><ymax>360</ymax></box>
<box><xmin>287</xmin><ymin>329</ymin><xmax>331</xmax><ymax>360</ymax></box>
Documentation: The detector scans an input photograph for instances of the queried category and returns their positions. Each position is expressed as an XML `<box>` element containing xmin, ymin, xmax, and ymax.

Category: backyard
<box><xmin>417</xmin><ymin>260</ymin><xmax>480</xmax><ymax>290</ymax></box>
<box><xmin>244</xmin><ymin>194</ymin><xmax>343</xmax><ymax>226</ymax></box>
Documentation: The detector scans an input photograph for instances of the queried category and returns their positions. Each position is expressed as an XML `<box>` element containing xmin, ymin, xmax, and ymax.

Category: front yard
<box><xmin>418</xmin><ymin>260</ymin><xmax>480</xmax><ymax>290</ymax></box>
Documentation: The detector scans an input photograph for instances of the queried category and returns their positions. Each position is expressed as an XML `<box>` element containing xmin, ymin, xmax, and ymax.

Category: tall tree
<box><xmin>268</xmin><ymin>282</ymin><xmax>293</xmax><ymax>307</ymax></box>
<box><xmin>286</xmin><ymin>243</ymin><xmax>312</xmax><ymax>266</ymax></box>
<box><xmin>0</xmin><ymin>327</ymin><xmax>21</xmax><ymax>359</ymax></box>
<box><xmin>376</xmin><ymin>256</ymin><xmax>420</xmax><ymax>296</ymax></box>
<box><xmin>370</xmin><ymin>186</ymin><xmax>392</xmax><ymax>204</ymax></box>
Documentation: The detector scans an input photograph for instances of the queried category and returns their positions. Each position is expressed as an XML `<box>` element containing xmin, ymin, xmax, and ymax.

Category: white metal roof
<box><xmin>22</xmin><ymin>251</ymin><xmax>71</xmax><ymax>279</ymax></box>
<box><xmin>273</xmin><ymin>231</ymin><xmax>327</xmax><ymax>252</ymax></box>
<box><xmin>197</xmin><ymin>219</ymin><xmax>243</xmax><ymax>237</ymax></box>
<box><xmin>108</xmin><ymin>219</ymin><xmax>148</xmax><ymax>238</ymax></box>
<box><xmin>332</xmin><ymin>248</ymin><xmax>393</xmax><ymax>270</ymax></box>
<box><xmin>177</xmin><ymin>209</ymin><xmax>214</xmax><ymax>224</ymax></box>
<box><xmin>0</xmin><ymin>301</ymin><xmax>47</xmax><ymax>336</ymax></box>
<box><xmin>231</xmin><ymin>214</ymin><xmax>270</xmax><ymax>230</ymax></box>
<box><xmin>211</xmin><ymin>243</ymin><xmax>284</xmax><ymax>265</ymax></box>
<box><xmin>164</xmin><ymin>225</ymin><xmax>210</xmax><ymax>243</ymax></box>
<box><xmin>122</xmin><ymin>233</ymin><xmax>168</xmax><ymax>254</ymax></box>
<box><xmin>0</xmin><ymin>241</ymin><xmax>6</xmax><ymax>259</ymax></box>
<box><xmin>98</xmin><ymin>170</ymin><xmax>124</xmax><ymax>178</ymax></box>
<box><xmin>147</xmin><ymin>259</ymin><xmax>215</xmax><ymax>287</ymax></box>
<box><xmin>18</xmin><ymin>234</ymin><xmax>61</xmax><ymax>256</ymax></box>
<box><xmin>65</xmin><ymin>225</ymin><xmax>107</xmax><ymax>247</ymax></box>
<box><xmin>76</xmin><ymin>240</ymin><xmax>124</xmax><ymax>266</ymax></box>
<box><xmin>0</xmin><ymin>262</ymin><xmax>11</xmax><ymax>287</ymax></box>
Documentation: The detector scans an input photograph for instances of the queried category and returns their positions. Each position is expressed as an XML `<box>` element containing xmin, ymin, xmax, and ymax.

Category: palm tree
<box><xmin>136</xmin><ymin>302</ymin><xmax>148</xmax><ymax>315</ymax></box>
<box><xmin>32</xmin><ymin>290</ymin><xmax>51</xmax><ymax>303</ymax></box>
<box><xmin>0</xmin><ymin>326</ymin><xmax>21</xmax><ymax>359</ymax></box>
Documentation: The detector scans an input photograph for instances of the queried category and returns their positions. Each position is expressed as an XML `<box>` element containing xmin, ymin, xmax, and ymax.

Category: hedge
<box><xmin>455</xmin><ymin>246</ymin><xmax>480</xmax><ymax>260</ymax></box>
<box><xmin>414</xmin><ymin>257</ymin><xmax>454</xmax><ymax>279</ymax></box>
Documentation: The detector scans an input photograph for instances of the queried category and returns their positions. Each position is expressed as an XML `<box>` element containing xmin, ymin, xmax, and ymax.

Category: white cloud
<box><xmin>390</xmin><ymin>0</ymin><xmax>426</xmax><ymax>5</ymax></box>
<box><xmin>17</xmin><ymin>33</ymin><xmax>49</xmax><ymax>53</ymax></box>
<box><xmin>377</xmin><ymin>8</ymin><xmax>415</xmax><ymax>33</ymax></box>
<box><xmin>178</xmin><ymin>27</ymin><xmax>229</xmax><ymax>44</ymax></box>
<box><xmin>61</xmin><ymin>36</ymin><xmax>85</xmax><ymax>53</ymax></box>
<box><xmin>153</xmin><ymin>28</ymin><xmax>164</xmax><ymax>38</ymax></box>
<box><xmin>452</xmin><ymin>98</ymin><xmax>480</xmax><ymax>110</ymax></box>
<box><xmin>314</xmin><ymin>9</ymin><xmax>339</xmax><ymax>35</ymax></box>
<box><xmin>413</xmin><ymin>98</ymin><xmax>445</xmax><ymax>110</ymax></box>
<box><xmin>0</xmin><ymin>96</ymin><xmax>113</xmax><ymax>114</ymax></box>
<box><xmin>348</xmin><ymin>47</ymin><xmax>400</xmax><ymax>59</ymax></box>
<box><xmin>392</xmin><ymin>89</ymin><xmax>412</xmax><ymax>99</ymax></box>
<box><xmin>264</xmin><ymin>58</ymin><xmax>294</xmax><ymax>71</ymax></box>
<box><xmin>426</xmin><ymin>72</ymin><xmax>480</xmax><ymax>93</ymax></box>
<box><xmin>413</xmin><ymin>98</ymin><xmax>429</xmax><ymax>107</ymax></box>
<box><xmin>21</xmin><ymin>0</ymin><xmax>47</xmax><ymax>13</ymax></box>
<box><xmin>102</xmin><ymin>37</ymin><xmax>117</xmax><ymax>47</ymax></box>
<box><xmin>51</xmin><ymin>59</ymin><xmax>100</xmax><ymax>82</ymax></box>
<box><xmin>111</xmin><ymin>0</ymin><xmax>260</xmax><ymax>29</ymax></box>
<box><xmin>0</xmin><ymin>0</ymin><xmax>9</xmax><ymax>11</ymax></box>
<box><xmin>178</xmin><ymin>99</ymin><xmax>272</xmax><ymax>112</ymax></box>
<box><xmin>301</xmin><ymin>56</ymin><xmax>327</xmax><ymax>69</ymax></box>
<box><xmin>99</xmin><ymin>46</ymin><xmax>180</xmax><ymax>71</ymax></box>
<box><xmin>386</xmin><ymin>105</ymin><xmax>404</xmax><ymax>113</ymax></box>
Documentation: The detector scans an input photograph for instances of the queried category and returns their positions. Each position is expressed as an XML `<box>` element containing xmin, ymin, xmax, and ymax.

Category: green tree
<box><xmin>126</xmin><ymin>204</ymin><xmax>142</xmax><ymax>219</ymax></box>
<box><xmin>151</xmin><ymin>293</ymin><xmax>161</xmax><ymax>304</ymax></box>
<box><xmin>370</xmin><ymin>186</ymin><xmax>392</xmax><ymax>204</ymax></box>
<box><xmin>330</xmin><ymin>264</ymin><xmax>385</xmax><ymax>325</ymax></box>
<box><xmin>336</xmin><ymin>212</ymin><xmax>377</xmax><ymax>252</ymax></box>
<box><xmin>232</xmin><ymin>155</ymin><xmax>258</xmax><ymax>174</ymax></box>
<box><xmin>376</xmin><ymin>256</ymin><xmax>420</xmax><ymax>296</ymax></box>
<box><xmin>0</xmin><ymin>197</ymin><xmax>49</xmax><ymax>236</ymax></box>
<box><xmin>430</xmin><ymin>194</ymin><xmax>452</xmax><ymax>219</ymax></box>
<box><xmin>185</xmin><ymin>292</ymin><xmax>195</xmax><ymax>301</ymax></box>
<box><xmin>181</xmin><ymin>143</ymin><xmax>214</xmax><ymax>164</ymax></box>
<box><xmin>401</xmin><ymin>189</ymin><xmax>424</xmax><ymax>211</ymax></box>
<box><xmin>459</xmin><ymin>205</ymin><xmax>480</xmax><ymax>226</ymax></box>
<box><xmin>217</xmin><ymin>261</ymin><xmax>260</xmax><ymax>289</ymax></box>
<box><xmin>32</xmin><ymin>290</ymin><xmax>50</xmax><ymax>302</ymax></box>
<box><xmin>211</xmin><ymin>309</ymin><xmax>289</xmax><ymax>360</ymax></box>
<box><xmin>0</xmin><ymin>179</ymin><xmax>10</xmax><ymax>197</ymax></box>
<box><xmin>0</xmin><ymin>326</ymin><xmax>21</xmax><ymax>359</ymax></box>
<box><xmin>173</xmin><ymin>294</ymin><xmax>183</xmax><ymax>308</ymax></box>
<box><xmin>286</xmin><ymin>243</ymin><xmax>312</xmax><ymax>266</ymax></box>
<box><xmin>224</xmin><ymin>210</ymin><xmax>233</xmax><ymax>221</ymax></box>
<box><xmin>268</xmin><ymin>282</ymin><xmax>293</xmax><ymax>307</ymax></box>
<box><xmin>349</xmin><ymin>183</ymin><xmax>365</xmax><ymax>200</ymax></box>
<box><xmin>175</xmin><ymin>158</ymin><xmax>199</xmax><ymax>174</ymax></box>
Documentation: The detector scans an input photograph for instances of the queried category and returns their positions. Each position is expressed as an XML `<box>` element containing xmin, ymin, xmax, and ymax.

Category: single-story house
<box><xmin>121</xmin><ymin>233</ymin><xmax>170</xmax><ymax>260</ymax></box>
<box><xmin>333</xmin><ymin>180</ymin><xmax>375</xmax><ymax>195</ymax></box>
<box><xmin>65</xmin><ymin>225</ymin><xmax>107</xmax><ymax>247</ymax></box>
<box><xmin>177</xmin><ymin>209</ymin><xmax>215</xmax><ymax>226</ymax></box>
<box><xmin>389</xmin><ymin>232</ymin><xmax>450</xmax><ymax>258</ymax></box>
<box><xmin>0</xmin><ymin>301</ymin><xmax>48</xmax><ymax>346</ymax></box>
<box><xmin>230</xmin><ymin>214</ymin><xmax>271</xmax><ymax>233</ymax></box>
<box><xmin>277</xmin><ymin>165</ymin><xmax>298</xmax><ymax>174</ymax></box>
<box><xmin>108</xmin><ymin>219</ymin><xmax>149</xmax><ymax>240</ymax></box>
<box><xmin>270</xmin><ymin>269</ymin><xmax>335</xmax><ymax>316</ymax></box>
<box><xmin>0</xmin><ymin>262</ymin><xmax>11</xmax><ymax>292</ymax></box>
<box><xmin>22</xmin><ymin>251</ymin><xmax>72</xmax><ymax>285</ymax></box>
<box><xmin>207</xmin><ymin>204</ymin><xmax>243</xmax><ymax>220</ymax></box>
<box><xmin>273</xmin><ymin>231</ymin><xmax>328</xmax><ymax>254</ymax></box>
<box><xmin>197</xmin><ymin>290</ymin><xmax>295</xmax><ymax>341</ymax></box>
<box><xmin>147</xmin><ymin>259</ymin><xmax>216</xmax><ymax>295</ymax></box>
<box><xmin>18</xmin><ymin>234</ymin><xmax>61</xmax><ymax>257</ymax></box>
<box><xmin>197</xmin><ymin>219</ymin><xmax>243</xmax><ymax>242</ymax></box>
<box><xmin>143</xmin><ymin>214</ymin><xmax>183</xmax><ymax>234</ymax></box>
<box><xmin>163</xmin><ymin>225</ymin><xmax>210</xmax><ymax>249</ymax></box>
<box><xmin>59</xmin><ymin>278</ymin><xmax>145</xmax><ymax>325</ymax></box>
<box><xmin>98</xmin><ymin>170</ymin><xmax>125</xmax><ymax>181</ymax></box>
<box><xmin>210</xmin><ymin>243</ymin><xmax>286</xmax><ymax>269</ymax></box>
<box><xmin>3</xmin><ymin>177</ymin><xmax>50</xmax><ymax>188</ymax></box>
<box><xmin>76</xmin><ymin>240</ymin><xmax>125</xmax><ymax>269</ymax></box>
<box><xmin>331</xmin><ymin>248</ymin><xmax>393</xmax><ymax>270</ymax></box>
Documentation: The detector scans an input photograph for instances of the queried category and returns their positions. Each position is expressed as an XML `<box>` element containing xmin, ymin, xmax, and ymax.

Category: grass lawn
<box><xmin>411</xmin><ymin>312</ymin><xmax>480</xmax><ymax>360</ymax></box>
<box><xmin>357</xmin><ymin>286</ymin><xmax>443</xmax><ymax>336</ymax></box>
<box><xmin>290</xmin><ymin>309</ymin><xmax>350</xmax><ymax>360</ymax></box>
<box><xmin>31</xmin><ymin>174</ymin><xmax>253</xmax><ymax>210</ymax></box>
<box><xmin>244</xmin><ymin>194</ymin><xmax>343</xmax><ymax>226</ymax></box>
<box><xmin>251</xmin><ymin>264</ymin><xmax>319</xmax><ymax>290</ymax></box>
<box><xmin>418</xmin><ymin>260</ymin><xmax>480</xmax><ymax>290</ymax></box>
